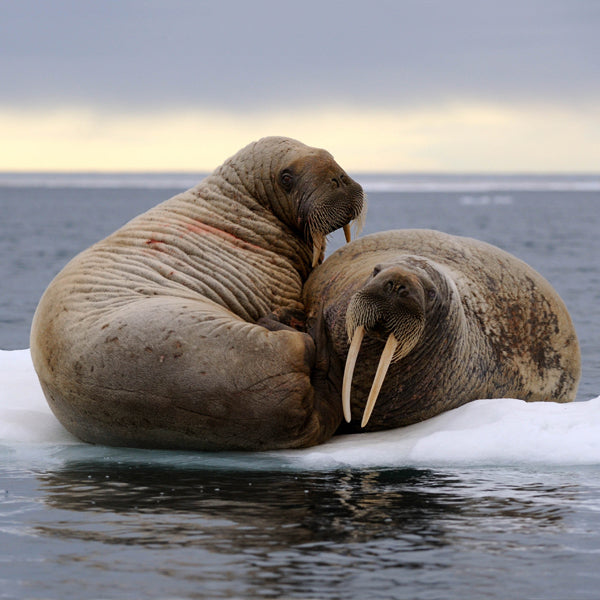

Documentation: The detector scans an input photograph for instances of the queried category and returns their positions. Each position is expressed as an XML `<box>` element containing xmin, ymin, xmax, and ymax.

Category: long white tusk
<box><xmin>361</xmin><ymin>334</ymin><xmax>398</xmax><ymax>428</ymax></box>
<box><xmin>342</xmin><ymin>325</ymin><xmax>364</xmax><ymax>422</ymax></box>
<box><xmin>343</xmin><ymin>223</ymin><xmax>352</xmax><ymax>243</ymax></box>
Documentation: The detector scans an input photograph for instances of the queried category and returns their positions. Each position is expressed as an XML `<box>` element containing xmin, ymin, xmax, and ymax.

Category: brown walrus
<box><xmin>30</xmin><ymin>137</ymin><xmax>365</xmax><ymax>451</ymax></box>
<box><xmin>303</xmin><ymin>229</ymin><xmax>581</xmax><ymax>431</ymax></box>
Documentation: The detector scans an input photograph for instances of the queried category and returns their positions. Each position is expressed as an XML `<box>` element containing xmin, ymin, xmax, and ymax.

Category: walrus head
<box><xmin>280</xmin><ymin>149</ymin><xmax>366</xmax><ymax>266</ymax></box>
<box><xmin>222</xmin><ymin>137</ymin><xmax>366</xmax><ymax>267</ymax></box>
<box><xmin>342</xmin><ymin>262</ymin><xmax>435</xmax><ymax>427</ymax></box>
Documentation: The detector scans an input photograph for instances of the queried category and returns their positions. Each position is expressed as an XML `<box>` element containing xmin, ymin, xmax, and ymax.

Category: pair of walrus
<box><xmin>30</xmin><ymin>137</ymin><xmax>581</xmax><ymax>451</ymax></box>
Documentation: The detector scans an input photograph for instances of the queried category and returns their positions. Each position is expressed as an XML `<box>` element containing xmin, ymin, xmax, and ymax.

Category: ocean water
<box><xmin>1</xmin><ymin>173</ymin><xmax>600</xmax><ymax>599</ymax></box>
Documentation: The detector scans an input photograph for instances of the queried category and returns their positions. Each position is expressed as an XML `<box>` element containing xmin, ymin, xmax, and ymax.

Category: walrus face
<box><xmin>343</xmin><ymin>263</ymin><xmax>433</xmax><ymax>427</ymax></box>
<box><xmin>278</xmin><ymin>152</ymin><xmax>366</xmax><ymax>266</ymax></box>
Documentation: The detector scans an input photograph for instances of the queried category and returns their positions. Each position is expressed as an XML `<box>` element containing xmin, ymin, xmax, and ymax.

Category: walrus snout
<box><xmin>307</xmin><ymin>178</ymin><xmax>365</xmax><ymax>266</ymax></box>
<box><xmin>348</xmin><ymin>265</ymin><xmax>427</xmax><ymax>340</ymax></box>
<box><xmin>342</xmin><ymin>264</ymin><xmax>427</xmax><ymax>427</ymax></box>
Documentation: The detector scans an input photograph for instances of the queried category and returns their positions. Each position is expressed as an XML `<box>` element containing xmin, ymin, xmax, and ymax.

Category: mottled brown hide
<box><xmin>303</xmin><ymin>229</ymin><xmax>581</xmax><ymax>431</ymax></box>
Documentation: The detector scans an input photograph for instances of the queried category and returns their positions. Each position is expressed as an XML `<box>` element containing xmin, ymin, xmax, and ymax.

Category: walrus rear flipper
<box><xmin>33</xmin><ymin>297</ymin><xmax>341</xmax><ymax>451</ymax></box>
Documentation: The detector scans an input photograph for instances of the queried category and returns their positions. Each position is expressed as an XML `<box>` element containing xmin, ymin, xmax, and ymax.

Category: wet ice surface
<box><xmin>2</xmin><ymin>349</ymin><xmax>600</xmax><ymax>470</ymax></box>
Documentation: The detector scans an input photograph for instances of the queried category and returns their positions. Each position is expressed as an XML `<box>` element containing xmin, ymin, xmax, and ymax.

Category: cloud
<box><xmin>2</xmin><ymin>102</ymin><xmax>598</xmax><ymax>172</ymax></box>
<box><xmin>1</xmin><ymin>1</ymin><xmax>598</xmax><ymax>171</ymax></box>
<box><xmin>1</xmin><ymin>1</ymin><xmax>599</xmax><ymax>111</ymax></box>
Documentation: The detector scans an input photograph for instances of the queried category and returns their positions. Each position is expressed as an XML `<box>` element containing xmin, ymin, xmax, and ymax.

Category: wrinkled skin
<box><xmin>303</xmin><ymin>229</ymin><xmax>581</xmax><ymax>431</ymax></box>
<box><xmin>30</xmin><ymin>137</ymin><xmax>364</xmax><ymax>450</ymax></box>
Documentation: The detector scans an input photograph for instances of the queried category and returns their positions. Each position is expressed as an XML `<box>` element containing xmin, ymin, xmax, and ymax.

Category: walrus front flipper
<box><xmin>256</xmin><ymin>307</ymin><xmax>309</xmax><ymax>333</ymax></box>
<box><xmin>33</xmin><ymin>297</ymin><xmax>341</xmax><ymax>451</ymax></box>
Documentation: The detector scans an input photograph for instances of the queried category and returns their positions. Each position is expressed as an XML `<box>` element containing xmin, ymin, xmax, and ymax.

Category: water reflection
<box><xmin>37</xmin><ymin>463</ymin><xmax>571</xmax><ymax>550</ymax></box>
<box><xmin>28</xmin><ymin>463</ymin><xmax>600</xmax><ymax>599</ymax></box>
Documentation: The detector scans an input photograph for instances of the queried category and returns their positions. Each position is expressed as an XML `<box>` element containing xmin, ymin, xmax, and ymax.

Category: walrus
<box><xmin>303</xmin><ymin>229</ymin><xmax>581</xmax><ymax>430</ymax></box>
<box><xmin>30</xmin><ymin>137</ymin><xmax>365</xmax><ymax>451</ymax></box>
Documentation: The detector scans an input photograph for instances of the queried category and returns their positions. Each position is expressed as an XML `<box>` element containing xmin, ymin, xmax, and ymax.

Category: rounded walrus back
<box><xmin>30</xmin><ymin>137</ymin><xmax>365</xmax><ymax>450</ymax></box>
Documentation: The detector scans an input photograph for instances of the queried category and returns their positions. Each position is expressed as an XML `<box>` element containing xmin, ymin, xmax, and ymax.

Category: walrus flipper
<box><xmin>33</xmin><ymin>298</ymin><xmax>341</xmax><ymax>451</ymax></box>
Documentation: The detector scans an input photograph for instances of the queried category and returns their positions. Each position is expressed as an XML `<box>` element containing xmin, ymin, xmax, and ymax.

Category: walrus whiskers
<box><xmin>307</xmin><ymin>188</ymin><xmax>365</xmax><ymax>267</ymax></box>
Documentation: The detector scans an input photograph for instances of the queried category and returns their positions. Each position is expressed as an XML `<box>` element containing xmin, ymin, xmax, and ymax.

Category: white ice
<box><xmin>1</xmin><ymin>349</ymin><xmax>599</xmax><ymax>470</ymax></box>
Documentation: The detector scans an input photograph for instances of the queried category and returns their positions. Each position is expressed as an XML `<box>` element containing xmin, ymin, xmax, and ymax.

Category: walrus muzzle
<box><xmin>306</xmin><ymin>185</ymin><xmax>367</xmax><ymax>267</ymax></box>
<box><xmin>342</xmin><ymin>266</ymin><xmax>427</xmax><ymax>427</ymax></box>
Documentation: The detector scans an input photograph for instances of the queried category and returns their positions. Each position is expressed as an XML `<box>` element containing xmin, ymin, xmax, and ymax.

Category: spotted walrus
<box><xmin>30</xmin><ymin>137</ymin><xmax>365</xmax><ymax>450</ymax></box>
<box><xmin>303</xmin><ymin>229</ymin><xmax>581</xmax><ymax>430</ymax></box>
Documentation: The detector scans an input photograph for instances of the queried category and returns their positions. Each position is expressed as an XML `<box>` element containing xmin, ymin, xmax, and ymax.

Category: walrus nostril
<box><xmin>383</xmin><ymin>280</ymin><xmax>408</xmax><ymax>295</ymax></box>
<box><xmin>331</xmin><ymin>177</ymin><xmax>340</xmax><ymax>188</ymax></box>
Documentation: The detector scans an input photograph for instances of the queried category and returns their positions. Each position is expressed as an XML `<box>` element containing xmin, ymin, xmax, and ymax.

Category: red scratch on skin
<box><xmin>186</xmin><ymin>220</ymin><xmax>263</xmax><ymax>252</ymax></box>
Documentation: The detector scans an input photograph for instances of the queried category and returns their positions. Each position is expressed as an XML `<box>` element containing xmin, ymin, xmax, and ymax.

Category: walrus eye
<box><xmin>372</xmin><ymin>266</ymin><xmax>382</xmax><ymax>277</ymax></box>
<box><xmin>280</xmin><ymin>170</ymin><xmax>294</xmax><ymax>192</ymax></box>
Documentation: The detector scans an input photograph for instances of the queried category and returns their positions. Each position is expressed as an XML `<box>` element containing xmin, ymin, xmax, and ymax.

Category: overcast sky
<box><xmin>1</xmin><ymin>0</ymin><xmax>599</xmax><ymax>172</ymax></box>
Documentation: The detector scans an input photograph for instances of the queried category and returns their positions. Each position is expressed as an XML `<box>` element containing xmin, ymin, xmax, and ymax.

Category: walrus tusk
<box><xmin>342</xmin><ymin>325</ymin><xmax>364</xmax><ymax>422</ymax></box>
<box><xmin>313</xmin><ymin>224</ymin><xmax>352</xmax><ymax>267</ymax></box>
<box><xmin>343</xmin><ymin>224</ymin><xmax>352</xmax><ymax>243</ymax></box>
<box><xmin>361</xmin><ymin>334</ymin><xmax>398</xmax><ymax>428</ymax></box>
<box><xmin>312</xmin><ymin>235</ymin><xmax>324</xmax><ymax>267</ymax></box>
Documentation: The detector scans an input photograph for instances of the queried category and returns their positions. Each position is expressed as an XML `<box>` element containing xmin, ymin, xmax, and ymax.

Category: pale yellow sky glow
<box><xmin>2</xmin><ymin>102</ymin><xmax>599</xmax><ymax>173</ymax></box>
<box><xmin>3</xmin><ymin>2</ymin><xmax>598</xmax><ymax>174</ymax></box>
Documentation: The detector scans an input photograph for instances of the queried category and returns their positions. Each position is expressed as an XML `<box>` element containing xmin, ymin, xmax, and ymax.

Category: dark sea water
<box><xmin>1</xmin><ymin>173</ymin><xmax>600</xmax><ymax>599</ymax></box>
